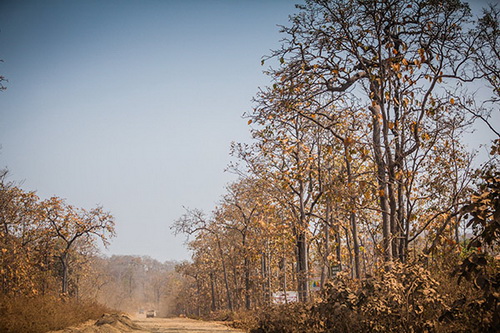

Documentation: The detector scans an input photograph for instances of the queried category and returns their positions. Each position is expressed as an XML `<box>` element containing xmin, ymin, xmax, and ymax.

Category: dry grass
<box><xmin>0</xmin><ymin>294</ymin><xmax>112</xmax><ymax>333</ymax></box>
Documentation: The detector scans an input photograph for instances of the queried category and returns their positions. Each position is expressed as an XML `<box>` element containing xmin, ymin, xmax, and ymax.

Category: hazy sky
<box><xmin>0</xmin><ymin>0</ymin><xmax>497</xmax><ymax>263</ymax></box>
<box><xmin>0</xmin><ymin>0</ymin><xmax>299</xmax><ymax>262</ymax></box>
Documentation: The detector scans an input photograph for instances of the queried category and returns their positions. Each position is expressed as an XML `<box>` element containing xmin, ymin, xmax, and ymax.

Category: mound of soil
<box><xmin>95</xmin><ymin>314</ymin><xmax>142</xmax><ymax>331</ymax></box>
<box><xmin>49</xmin><ymin>314</ymin><xmax>147</xmax><ymax>333</ymax></box>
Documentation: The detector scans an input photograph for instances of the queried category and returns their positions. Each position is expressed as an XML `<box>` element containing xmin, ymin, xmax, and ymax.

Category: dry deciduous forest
<box><xmin>1</xmin><ymin>0</ymin><xmax>499</xmax><ymax>332</ymax></box>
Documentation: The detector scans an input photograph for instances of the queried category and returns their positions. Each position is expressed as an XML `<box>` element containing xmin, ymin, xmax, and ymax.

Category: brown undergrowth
<box><xmin>237</xmin><ymin>258</ymin><xmax>498</xmax><ymax>333</ymax></box>
<box><xmin>0</xmin><ymin>294</ymin><xmax>112</xmax><ymax>333</ymax></box>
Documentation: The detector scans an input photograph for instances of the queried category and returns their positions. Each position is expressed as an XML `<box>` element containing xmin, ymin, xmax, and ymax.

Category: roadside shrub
<box><xmin>304</xmin><ymin>263</ymin><xmax>444</xmax><ymax>332</ymax></box>
<box><xmin>249</xmin><ymin>303</ymin><xmax>314</xmax><ymax>333</ymax></box>
<box><xmin>247</xmin><ymin>262</ymin><xmax>489</xmax><ymax>333</ymax></box>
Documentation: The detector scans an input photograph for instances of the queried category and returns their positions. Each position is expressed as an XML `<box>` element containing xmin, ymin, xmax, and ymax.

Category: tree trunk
<box><xmin>320</xmin><ymin>212</ymin><xmax>330</xmax><ymax>289</ymax></box>
<box><xmin>231</xmin><ymin>262</ymin><xmax>240</xmax><ymax>309</ymax></box>
<box><xmin>216</xmin><ymin>238</ymin><xmax>233</xmax><ymax>311</ymax></box>
<box><xmin>261</xmin><ymin>248</ymin><xmax>271</xmax><ymax>305</ymax></box>
<box><xmin>350</xmin><ymin>211</ymin><xmax>361</xmax><ymax>278</ymax></box>
<box><xmin>242</xmin><ymin>233</ymin><xmax>251</xmax><ymax>310</ymax></box>
<box><xmin>60</xmin><ymin>253</ymin><xmax>69</xmax><ymax>295</ymax></box>
<box><xmin>344</xmin><ymin>226</ymin><xmax>353</xmax><ymax>278</ymax></box>
<box><xmin>370</xmin><ymin>104</ymin><xmax>392</xmax><ymax>263</ymax></box>
<box><xmin>210</xmin><ymin>272</ymin><xmax>217</xmax><ymax>312</ymax></box>
<box><xmin>398</xmin><ymin>180</ymin><xmax>407</xmax><ymax>262</ymax></box>
<box><xmin>345</xmin><ymin>144</ymin><xmax>360</xmax><ymax>278</ymax></box>
<box><xmin>244</xmin><ymin>256</ymin><xmax>251</xmax><ymax>310</ymax></box>
<box><xmin>296</xmin><ymin>231</ymin><xmax>309</xmax><ymax>302</ymax></box>
<box><xmin>335</xmin><ymin>221</ymin><xmax>342</xmax><ymax>270</ymax></box>
<box><xmin>387</xmin><ymin>179</ymin><xmax>398</xmax><ymax>259</ymax></box>
<box><xmin>196</xmin><ymin>275</ymin><xmax>201</xmax><ymax>317</ymax></box>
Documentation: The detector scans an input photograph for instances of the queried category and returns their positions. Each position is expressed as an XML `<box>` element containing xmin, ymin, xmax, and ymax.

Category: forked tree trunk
<box><xmin>370</xmin><ymin>103</ymin><xmax>393</xmax><ymax>264</ymax></box>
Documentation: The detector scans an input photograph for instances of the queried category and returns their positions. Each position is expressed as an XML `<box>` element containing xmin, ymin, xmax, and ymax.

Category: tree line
<box><xmin>0</xmin><ymin>170</ymin><xmax>114</xmax><ymax>298</ymax></box>
<box><xmin>0</xmin><ymin>170</ymin><xmax>181</xmax><ymax>319</ymax></box>
<box><xmin>172</xmin><ymin>0</ymin><xmax>499</xmax><ymax>319</ymax></box>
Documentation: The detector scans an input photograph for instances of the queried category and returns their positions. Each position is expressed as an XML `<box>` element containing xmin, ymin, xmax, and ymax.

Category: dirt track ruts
<box><xmin>132</xmin><ymin>316</ymin><xmax>244</xmax><ymax>333</ymax></box>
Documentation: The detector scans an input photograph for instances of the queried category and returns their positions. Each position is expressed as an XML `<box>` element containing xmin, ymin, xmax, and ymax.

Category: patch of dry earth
<box><xmin>133</xmin><ymin>316</ymin><xmax>244</xmax><ymax>333</ymax></box>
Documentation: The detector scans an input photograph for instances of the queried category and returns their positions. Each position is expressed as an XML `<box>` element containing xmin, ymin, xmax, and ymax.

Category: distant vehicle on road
<box><xmin>146</xmin><ymin>310</ymin><xmax>156</xmax><ymax>318</ymax></box>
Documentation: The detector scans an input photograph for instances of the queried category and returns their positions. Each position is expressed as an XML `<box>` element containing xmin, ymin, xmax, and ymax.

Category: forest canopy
<box><xmin>173</xmin><ymin>0</ymin><xmax>499</xmax><ymax>331</ymax></box>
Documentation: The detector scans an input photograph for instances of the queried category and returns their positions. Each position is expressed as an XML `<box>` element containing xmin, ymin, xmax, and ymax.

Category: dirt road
<box><xmin>132</xmin><ymin>316</ymin><xmax>245</xmax><ymax>333</ymax></box>
<box><xmin>49</xmin><ymin>314</ymin><xmax>245</xmax><ymax>333</ymax></box>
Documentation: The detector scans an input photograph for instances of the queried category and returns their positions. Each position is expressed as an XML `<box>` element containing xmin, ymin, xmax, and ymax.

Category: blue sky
<box><xmin>0</xmin><ymin>0</ymin><xmax>299</xmax><ymax>262</ymax></box>
<box><xmin>0</xmin><ymin>0</ymin><xmax>497</xmax><ymax>263</ymax></box>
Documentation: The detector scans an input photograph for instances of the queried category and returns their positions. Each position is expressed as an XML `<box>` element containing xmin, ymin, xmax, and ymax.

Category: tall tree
<box><xmin>264</xmin><ymin>0</ymin><xmax>478</xmax><ymax>263</ymax></box>
<box><xmin>43</xmin><ymin>197</ymin><xmax>115</xmax><ymax>294</ymax></box>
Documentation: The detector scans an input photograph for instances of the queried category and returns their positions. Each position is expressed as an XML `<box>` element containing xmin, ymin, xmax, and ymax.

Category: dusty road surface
<box><xmin>132</xmin><ymin>316</ymin><xmax>245</xmax><ymax>333</ymax></box>
<box><xmin>49</xmin><ymin>314</ymin><xmax>245</xmax><ymax>333</ymax></box>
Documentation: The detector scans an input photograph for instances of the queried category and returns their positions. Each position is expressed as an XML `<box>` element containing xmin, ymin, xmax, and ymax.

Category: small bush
<box><xmin>245</xmin><ymin>303</ymin><xmax>312</xmax><ymax>333</ymax></box>
<box><xmin>0</xmin><ymin>294</ymin><xmax>112</xmax><ymax>333</ymax></box>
